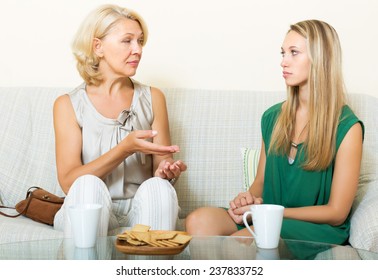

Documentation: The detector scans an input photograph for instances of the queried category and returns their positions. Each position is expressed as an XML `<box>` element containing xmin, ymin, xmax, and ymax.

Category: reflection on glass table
<box><xmin>0</xmin><ymin>235</ymin><xmax>377</xmax><ymax>260</ymax></box>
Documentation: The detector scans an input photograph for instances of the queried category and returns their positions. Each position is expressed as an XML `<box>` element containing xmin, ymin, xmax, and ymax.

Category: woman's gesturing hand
<box><xmin>123</xmin><ymin>130</ymin><xmax>180</xmax><ymax>155</ymax></box>
<box><xmin>155</xmin><ymin>160</ymin><xmax>187</xmax><ymax>180</ymax></box>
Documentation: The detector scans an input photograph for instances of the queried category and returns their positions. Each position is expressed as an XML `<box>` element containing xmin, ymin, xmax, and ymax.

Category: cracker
<box><xmin>132</xmin><ymin>231</ymin><xmax>161</xmax><ymax>247</ymax></box>
<box><xmin>131</xmin><ymin>224</ymin><xmax>151</xmax><ymax>232</ymax></box>
<box><xmin>153</xmin><ymin>232</ymin><xmax>177</xmax><ymax>240</ymax></box>
<box><xmin>117</xmin><ymin>224</ymin><xmax>192</xmax><ymax>248</ymax></box>
<box><xmin>117</xmin><ymin>234</ymin><xmax>129</xmax><ymax>241</ymax></box>
<box><xmin>158</xmin><ymin>240</ymin><xmax>179</xmax><ymax>247</ymax></box>
<box><xmin>170</xmin><ymin>234</ymin><xmax>192</xmax><ymax>244</ymax></box>
<box><xmin>127</xmin><ymin>238</ymin><xmax>145</xmax><ymax>246</ymax></box>
<box><xmin>150</xmin><ymin>241</ymin><xmax>165</xmax><ymax>247</ymax></box>
<box><xmin>132</xmin><ymin>231</ymin><xmax>150</xmax><ymax>242</ymax></box>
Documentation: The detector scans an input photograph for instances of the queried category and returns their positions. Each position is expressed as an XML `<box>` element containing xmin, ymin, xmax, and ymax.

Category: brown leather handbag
<box><xmin>0</xmin><ymin>186</ymin><xmax>64</xmax><ymax>226</ymax></box>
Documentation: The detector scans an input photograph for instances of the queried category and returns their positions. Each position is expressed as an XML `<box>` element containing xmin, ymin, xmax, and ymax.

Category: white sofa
<box><xmin>0</xmin><ymin>87</ymin><xmax>377</xmax><ymax>253</ymax></box>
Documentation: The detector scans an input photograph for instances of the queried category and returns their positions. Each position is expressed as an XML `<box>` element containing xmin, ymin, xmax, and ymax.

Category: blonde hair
<box><xmin>72</xmin><ymin>4</ymin><xmax>148</xmax><ymax>85</ymax></box>
<box><xmin>269</xmin><ymin>19</ymin><xmax>346</xmax><ymax>170</ymax></box>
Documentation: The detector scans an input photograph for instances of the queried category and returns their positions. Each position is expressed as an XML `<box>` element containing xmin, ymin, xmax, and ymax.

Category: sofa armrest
<box><xmin>349</xmin><ymin>180</ymin><xmax>378</xmax><ymax>252</ymax></box>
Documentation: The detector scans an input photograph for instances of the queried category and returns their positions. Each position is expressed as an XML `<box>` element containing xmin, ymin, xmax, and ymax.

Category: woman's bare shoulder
<box><xmin>150</xmin><ymin>87</ymin><xmax>165</xmax><ymax>98</ymax></box>
<box><xmin>53</xmin><ymin>93</ymin><xmax>74</xmax><ymax>116</ymax></box>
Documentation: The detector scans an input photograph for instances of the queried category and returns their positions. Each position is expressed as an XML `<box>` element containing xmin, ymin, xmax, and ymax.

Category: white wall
<box><xmin>1</xmin><ymin>0</ymin><xmax>377</xmax><ymax>98</ymax></box>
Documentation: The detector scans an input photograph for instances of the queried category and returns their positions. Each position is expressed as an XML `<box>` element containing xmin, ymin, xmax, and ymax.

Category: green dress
<box><xmin>261</xmin><ymin>103</ymin><xmax>364</xmax><ymax>245</ymax></box>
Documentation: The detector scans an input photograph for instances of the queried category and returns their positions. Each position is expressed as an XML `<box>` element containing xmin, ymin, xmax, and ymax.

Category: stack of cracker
<box><xmin>117</xmin><ymin>224</ymin><xmax>192</xmax><ymax>248</ymax></box>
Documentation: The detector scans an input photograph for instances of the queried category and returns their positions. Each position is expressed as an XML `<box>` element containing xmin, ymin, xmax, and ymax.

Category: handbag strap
<box><xmin>0</xmin><ymin>186</ymin><xmax>41</xmax><ymax>218</ymax></box>
<box><xmin>0</xmin><ymin>205</ymin><xmax>23</xmax><ymax>218</ymax></box>
<box><xmin>25</xmin><ymin>186</ymin><xmax>41</xmax><ymax>198</ymax></box>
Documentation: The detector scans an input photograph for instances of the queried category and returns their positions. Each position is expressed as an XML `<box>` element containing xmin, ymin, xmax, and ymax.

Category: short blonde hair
<box><xmin>72</xmin><ymin>4</ymin><xmax>148</xmax><ymax>85</ymax></box>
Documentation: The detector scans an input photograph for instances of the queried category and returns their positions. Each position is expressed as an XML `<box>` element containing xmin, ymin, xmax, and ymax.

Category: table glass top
<box><xmin>0</xmin><ymin>235</ymin><xmax>377</xmax><ymax>260</ymax></box>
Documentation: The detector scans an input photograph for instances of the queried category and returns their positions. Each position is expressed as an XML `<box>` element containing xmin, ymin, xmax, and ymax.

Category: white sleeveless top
<box><xmin>68</xmin><ymin>79</ymin><xmax>153</xmax><ymax>199</ymax></box>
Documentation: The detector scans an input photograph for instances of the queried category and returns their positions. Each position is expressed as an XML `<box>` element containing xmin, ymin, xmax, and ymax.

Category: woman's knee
<box><xmin>185</xmin><ymin>207</ymin><xmax>235</xmax><ymax>235</ymax></box>
<box><xmin>129</xmin><ymin>177</ymin><xmax>179</xmax><ymax>230</ymax></box>
<box><xmin>140</xmin><ymin>177</ymin><xmax>172</xmax><ymax>188</ymax></box>
<box><xmin>71</xmin><ymin>174</ymin><xmax>106</xmax><ymax>189</ymax></box>
<box><xmin>136</xmin><ymin>177</ymin><xmax>177</xmax><ymax>201</ymax></box>
<box><xmin>185</xmin><ymin>207</ymin><xmax>212</xmax><ymax>232</ymax></box>
<box><xmin>66</xmin><ymin>174</ymin><xmax>111</xmax><ymax>205</ymax></box>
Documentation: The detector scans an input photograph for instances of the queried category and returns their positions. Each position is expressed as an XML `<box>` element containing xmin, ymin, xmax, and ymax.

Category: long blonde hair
<box><xmin>269</xmin><ymin>20</ymin><xmax>346</xmax><ymax>170</ymax></box>
<box><xmin>72</xmin><ymin>4</ymin><xmax>148</xmax><ymax>85</ymax></box>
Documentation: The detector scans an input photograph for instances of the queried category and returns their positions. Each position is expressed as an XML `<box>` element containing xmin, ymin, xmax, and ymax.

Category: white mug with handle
<box><xmin>242</xmin><ymin>204</ymin><xmax>284</xmax><ymax>249</ymax></box>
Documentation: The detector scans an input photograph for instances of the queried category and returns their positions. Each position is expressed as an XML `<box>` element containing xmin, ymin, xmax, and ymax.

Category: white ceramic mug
<box><xmin>242</xmin><ymin>204</ymin><xmax>284</xmax><ymax>249</ymax></box>
<box><xmin>68</xmin><ymin>203</ymin><xmax>102</xmax><ymax>248</ymax></box>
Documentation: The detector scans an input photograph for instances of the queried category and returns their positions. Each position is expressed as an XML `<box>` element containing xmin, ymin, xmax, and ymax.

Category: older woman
<box><xmin>53</xmin><ymin>4</ymin><xmax>186</xmax><ymax>237</ymax></box>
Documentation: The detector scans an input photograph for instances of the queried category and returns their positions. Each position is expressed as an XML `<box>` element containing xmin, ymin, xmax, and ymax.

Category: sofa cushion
<box><xmin>164</xmin><ymin>88</ymin><xmax>285</xmax><ymax>218</ymax></box>
<box><xmin>0</xmin><ymin>214</ymin><xmax>63</xmax><ymax>244</ymax></box>
<box><xmin>0</xmin><ymin>88</ymin><xmax>68</xmax><ymax>208</ymax></box>
<box><xmin>241</xmin><ymin>147</ymin><xmax>260</xmax><ymax>191</ymax></box>
<box><xmin>346</xmin><ymin>94</ymin><xmax>378</xmax><ymax>252</ymax></box>
<box><xmin>349</xmin><ymin>180</ymin><xmax>378</xmax><ymax>252</ymax></box>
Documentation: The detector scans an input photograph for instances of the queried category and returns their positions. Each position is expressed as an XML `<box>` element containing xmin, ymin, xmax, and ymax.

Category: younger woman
<box><xmin>186</xmin><ymin>19</ymin><xmax>364</xmax><ymax>245</ymax></box>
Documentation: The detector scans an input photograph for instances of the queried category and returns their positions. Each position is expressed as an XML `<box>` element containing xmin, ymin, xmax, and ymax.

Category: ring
<box><xmin>169</xmin><ymin>178</ymin><xmax>177</xmax><ymax>185</ymax></box>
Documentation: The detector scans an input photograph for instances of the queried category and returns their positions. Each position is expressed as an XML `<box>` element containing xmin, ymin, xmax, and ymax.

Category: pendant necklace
<box><xmin>288</xmin><ymin>122</ymin><xmax>308</xmax><ymax>164</ymax></box>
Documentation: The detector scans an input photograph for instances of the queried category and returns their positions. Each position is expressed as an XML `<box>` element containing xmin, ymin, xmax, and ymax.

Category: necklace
<box><xmin>290</xmin><ymin>142</ymin><xmax>299</xmax><ymax>149</ymax></box>
<box><xmin>290</xmin><ymin>122</ymin><xmax>308</xmax><ymax>149</ymax></box>
<box><xmin>288</xmin><ymin>122</ymin><xmax>307</xmax><ymax>165</ymax></box>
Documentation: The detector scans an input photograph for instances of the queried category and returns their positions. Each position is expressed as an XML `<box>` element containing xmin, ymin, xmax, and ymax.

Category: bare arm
<box><xmin>150</xmin><ymin>87</ymin><xmax>187</xmax><ymax>179</ymax></box>
<box><xmin>230</xmin><ymin>123</ymin><xmax>362</xmax><ymax>226</ymax></box>
<box><xmin>53</xmin><ymin>94</ymin><xmax>179</xmax><ymax>194</ymax></box>
<box><xmin>283</xmin><ymin>123</ymin><xmax>363</xmax><ymax>226</ymax></box>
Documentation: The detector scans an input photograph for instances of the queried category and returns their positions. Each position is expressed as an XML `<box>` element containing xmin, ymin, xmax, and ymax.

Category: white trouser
<box><xmin>54</xmin><ymin>175</ymin><xmax>179</xmax><ymax>237</ymax></box>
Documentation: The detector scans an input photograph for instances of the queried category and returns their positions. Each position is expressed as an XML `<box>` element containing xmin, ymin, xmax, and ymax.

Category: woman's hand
<box><xmin>154</xmin><ymin>159</ymin><xmax>187</xmax><ymax>180</ymax></box>
<box><xmin>123</xmin><ymin>130</ymin><xmax>180</xmax><ymax>156</ymax></box>
<box><xmin>228</xmin><ymin>191</ymin><xmax>263</xmax><ymax>224</ymax></box>
<box><xmin>124</xmin><ymin>129</ymin><xmax>187</xmax><ymax>180</ymax></box>
<box><xmin>230</xmin><ymin>191</ymin><xmax>263</xmax><ymax>210</ymax></box>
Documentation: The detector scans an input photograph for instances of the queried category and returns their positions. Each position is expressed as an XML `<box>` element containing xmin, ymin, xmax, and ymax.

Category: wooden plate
<box><xmin>115</xmin><ymin>230</ymin><xmax>190</xmax><ymax>255</ymax></box>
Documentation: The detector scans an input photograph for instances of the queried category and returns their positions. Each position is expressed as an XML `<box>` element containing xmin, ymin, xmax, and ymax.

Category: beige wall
<box><xmin>1</xmin><ymin>0</ymin><xmax>377</xmax><ymax>98</ymax></box>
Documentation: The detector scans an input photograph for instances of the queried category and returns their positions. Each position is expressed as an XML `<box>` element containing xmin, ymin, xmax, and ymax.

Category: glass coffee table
<box><xmin>0</xmin><ymin>235</ymin><xmax>377</xmax><ymax>260</ymax></box>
